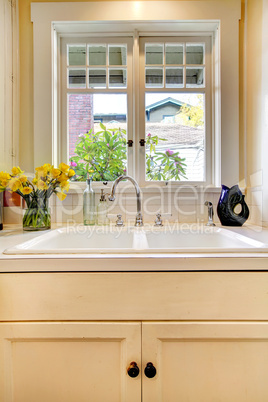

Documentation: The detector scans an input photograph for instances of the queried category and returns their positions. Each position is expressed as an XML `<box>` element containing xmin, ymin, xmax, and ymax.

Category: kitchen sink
<box><xmin>3</xmin><ymin>225</ymin><xmax>267</xmax><ymax>254</ymax></box>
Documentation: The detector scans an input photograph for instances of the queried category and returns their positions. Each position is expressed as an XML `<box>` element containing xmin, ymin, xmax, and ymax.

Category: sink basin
<box><xmin>145</xmin><ymin>227</ymin><xmax>265</xmax><ymax>251</ymax></box>
<box><xmin>3</xmin><ymin>225</ymin><xmax>267</xmax><ymax>254</ymax></box>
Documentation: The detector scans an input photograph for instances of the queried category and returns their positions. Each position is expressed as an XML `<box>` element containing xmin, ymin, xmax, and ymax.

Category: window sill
<box><xmin>69</xmin><ymin>181</ymin><xmax>222</xmax><ymax>194</ymax></box>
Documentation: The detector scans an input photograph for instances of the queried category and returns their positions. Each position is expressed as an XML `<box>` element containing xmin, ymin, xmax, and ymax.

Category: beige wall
<box><xmin>242</xmin><ymin>0</ymin><xmax>268</xmax><ymax>225</ymax></box>
<box><xmin>261</xmin><ymin>0</ymin><xmax>268</xmax><ymax>225</ymax></box>
<box><xmin>244</xmin><ymin>0</ymin><xmax>263</xmax><ymax>186</ymax></box>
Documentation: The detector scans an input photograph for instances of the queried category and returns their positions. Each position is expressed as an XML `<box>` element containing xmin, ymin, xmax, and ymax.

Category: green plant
<box><xmin>70</xmin><ymin>124</ymin><xmax>187</xmax><ymax>181</ymax></box>
<box><xmin>146</xmin><ymin>133</ymin><xmax>187</xmax><ymax>181</ymax></box>
<box><xmin>70</xmin><ymin>124</ymin><xmax>127</xmax><ymax>181</ymax></box>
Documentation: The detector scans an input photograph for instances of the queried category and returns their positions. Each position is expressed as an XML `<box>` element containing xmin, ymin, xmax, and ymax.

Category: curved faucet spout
<box><xmin>109</xmin><ymin>175</ymin><xmax>143</xmax><ymax>227</ymax></box>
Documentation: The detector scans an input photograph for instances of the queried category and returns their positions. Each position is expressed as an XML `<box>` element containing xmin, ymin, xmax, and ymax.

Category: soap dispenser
<box><xmin>83</xmin><ymin>175</ymin><xmax>95</xmax><ymax>225</ymax></box>
<box><xmin>97</xmin><ymin>189</ymin><xmax>110</xmax><ymax>225</ymax></box>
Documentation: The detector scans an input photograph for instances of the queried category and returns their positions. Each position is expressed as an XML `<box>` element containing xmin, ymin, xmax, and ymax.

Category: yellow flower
<box><xmin>35</xmin><ymin>165</ymin><xmax>48</xmax><ymax>178</ymax></box>
<box><xmin>22</xmin><ymin>187</ymin><xmax>33</xmax><ymax>195</ymax></box>
<box><xmin>0</xmin><ymin>171</ymin><xmax>11</xmax><ymax>182</ymax></box>
<box><xmin>58</xmin><ymin>173</ymin><xmax>69</xmax><ymax>183</ymax></box>
<box><xmin>68</xmin><ymin>169</ymin><xmax>75</xmax><ymax>178</ymax></box>
<box><xmin>12</xmin><ymin>166</ymin><xmax>23</xmax><ymax>176</ymax></box>
<box><xmin>32</xmin><ymin>177</ymin><xmax>38</xmax><ymax>185</ymax></box>
<box><xmin>36</xmin><ymin>180</ymin><xmax>48</xmax><ymax>190</ymax></box>
<box><xmin>60</xmin><ymin>181</ymin><xmax>70</xmax><ymax>192</ymax></box>
<box><xmin>0</xmin><ymin>179</ymin><xmax>9</xmax><ymax>188</ymax></box>
<box><xmin>0</xmin><ymin>172</ymin><xmax>11</xmax><ymax>188</ymax></box>
<box><xmin>19</xmin><ymin>175</ymin><xmax>28</xmax><ymax>184</ymax></box>
<box><xmin>50</xmin><ymin>168</ymin><xmax>61</xmax><ymax>178</ymax></box>
<box><xmin>43</xmin><ymin>163</ymin><xmax>52</xmax><ymax>173</ymax></box>
<box><xmin>8</xmin><ymin>177</ymin><xmax>23</xmax><ymax>192</ymax></box>
<box><xmin>58</xmin><ymin>162</ymin><xmax>70</xmax><ymax>173</ymax></box>
<box><xmin>56</xmin><ymin>192</ymin><xmax>67</xmax><ymax>201</ymax></box>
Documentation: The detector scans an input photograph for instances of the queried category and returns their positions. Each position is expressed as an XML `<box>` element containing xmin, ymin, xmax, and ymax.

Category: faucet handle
<box><xmin>204</xmin><ymin>201</ymin><xmax>213</xmax><ymax>207</ymax></box>
<box><xmin>116</xmin><ymin>214</ymin><xmax>124</xmax><ymax>227</ymax></box>
<box><xmin>107</xmin><ymin>214</ymin><xmax>124</xmax><ymax>227</ymax></box>
<box><xmin>154</xmin><ymin>213</ymin><xmax>163</xmax><ymax>227</ymax></box>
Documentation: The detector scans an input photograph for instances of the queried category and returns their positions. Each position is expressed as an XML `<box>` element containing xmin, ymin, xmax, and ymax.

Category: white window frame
<box><xmin>138</xmin><ymin>35</ymin><xmax>211</xmax><ymax>187</ymax></box>
<box><xmin>31</xmin><ymin>1</ymin><xmax>241</xmax><ymax>190</ymax></box>
<box><xmin>60</xmin><ymin>36</ymin><xmax>134</xmax><ymax>178</ymax></box>
<box><xmin>61</xmin><ymin>34</ymin><xmax>211</xmax><ymax>187</ymax></box>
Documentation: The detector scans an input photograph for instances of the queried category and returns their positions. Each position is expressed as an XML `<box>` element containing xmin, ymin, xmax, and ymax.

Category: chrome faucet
<box><xmin>204</xmin><ymin>201</ymin><xmax>216</xmax><ymax>226</ymax></box>
<box><xmin>108</xmin><ymin>175</ymin><xmax>143</xmax><ymax>227</ymax></box>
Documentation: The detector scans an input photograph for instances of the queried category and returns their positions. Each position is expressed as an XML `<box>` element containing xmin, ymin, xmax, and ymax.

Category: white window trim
<box><xmin>31</xmin><ymin>0</ymin><xmax>241</xmax><ymax>189</ymax></box>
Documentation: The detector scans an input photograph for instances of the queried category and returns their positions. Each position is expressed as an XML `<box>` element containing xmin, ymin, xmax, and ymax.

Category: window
<box><xmin>61</xmin><ymin>37</ymin><xmax>132</xmax><ymax>182</ymax></box>
<box><xmin>139</xmin><ymin>36</ymin><xmax>211</xmax><ymax>184</ymax></box>
<box><xmin>61</xmin><ymin>34</ymin><xmax>211</xmax><ymax>185</ymax></box>
<box><xmin>31</xmin><ymin>1</ymin><xmax>241</xmax><ymax>188</ymax></box>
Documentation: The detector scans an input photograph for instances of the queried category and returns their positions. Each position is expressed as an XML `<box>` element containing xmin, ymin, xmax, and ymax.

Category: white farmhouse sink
<box><xmin>3</xmin><ymin>225</ymin><xmax>267</xmax><ymax>254</ymax></box>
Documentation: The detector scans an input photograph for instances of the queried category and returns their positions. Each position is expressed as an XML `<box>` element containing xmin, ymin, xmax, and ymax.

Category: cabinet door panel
<box><xmin>142</xmin><ymin>322</ymin><xmax>268</xmax><ymax>402</ymax></box>
<box><xmin>0</xmin><ymin>322</ymin><xmax>141</xmax><ymax>402</ymax></box>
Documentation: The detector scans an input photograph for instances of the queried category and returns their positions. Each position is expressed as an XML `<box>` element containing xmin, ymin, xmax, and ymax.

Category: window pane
<box><xmin>145</xmin><ymin>68</ymin><xmax>163</xmax><ymax>88</ymax></box>
<box><xmin>68</xmin><ymin>69</ymin><xmax>86</xmax><ymax>88</ymax></box>
<box><xmin>68</xmin><ymin>94</ymin><xmax>127</xmax><ymax>181</ymax></box>
<box><xmin>108</xmin><ymin>68</ymin><xmax>127</xmax><ymax>88</ymax></box>
<box><xmin>186</xmin><ymin>67</ymin><xmax>204</xmax><ymax>87</ymax></box>
<box><xmin>145</xmin><ymin>93</ymin><xmax>205</xmax><ymax>181</ymax></box>
<box><xmin>186</xmin><ymin>44</ymin><xmax>204</xmax><ymax>64</ymax></box>
<box><xmin>88</xmin><ymin>68</ymin><xmax>106</xmax><ymax>88</ymax></box>
<box><xmin>166</xmin><ymin>67</ymin><xmax>183</xmax><ymax>88</ymax></box>
<box><xmin>68</xmin><ymin>45</ymin><xmax>86</xmax><ymax>66</ymax></box>
<box><xmin>109</xmin><ymin>45</ymin><xmax>127</xmax><ymax>66</ymax></box>
<box><xmin>88</xmin><ymin>45</ymin><xmax>106</xmax><ymax>66</ymax></box>
<box><xmin>145</xmin><ymin>44</ymin><xmax>163</xmax><ymax>65</ymax></box>
<box><xmin>166</xmin><ymin>44</ymin><xmax>184</xmax><ymax>65</ymax></box>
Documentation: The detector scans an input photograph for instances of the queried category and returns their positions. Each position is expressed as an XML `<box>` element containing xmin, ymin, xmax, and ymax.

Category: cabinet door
<box><xmin>0</xmin><ymin>322</ymin><xmax>141</xmax><ymax>402</ymax></box>
<box><xmin>142</xmin><ymin>322</ymin><xmax>268</xmax><ymax>402</ymax></box>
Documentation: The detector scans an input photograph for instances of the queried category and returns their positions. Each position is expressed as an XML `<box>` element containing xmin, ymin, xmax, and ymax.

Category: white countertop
<box><xmin>1</xmin><ymin>223</ymin><xmax>268</xmax><ymax>272</ymax></box>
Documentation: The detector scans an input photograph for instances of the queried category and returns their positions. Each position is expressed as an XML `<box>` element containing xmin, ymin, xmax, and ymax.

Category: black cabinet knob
<box><xmin>127</xmin><ymin>361</ymin><xmax>140</xmax><ymax>378</ymax></box>
<box><xmin>144</xmin><ymin>362</ymin><xmax>157</xmax><ymax>378</ymax></box>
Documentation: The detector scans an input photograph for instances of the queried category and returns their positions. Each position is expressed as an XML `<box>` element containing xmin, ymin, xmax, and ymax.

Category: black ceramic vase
<box><xmin>217</xmin><ymin>184</ymin><xmax>249</xmax><ymax>226</ymax></box>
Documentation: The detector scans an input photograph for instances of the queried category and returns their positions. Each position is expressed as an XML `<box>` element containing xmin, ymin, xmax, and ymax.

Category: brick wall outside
<box><xmin>68</xmin><ymin>94</ymin><xmax>94</xmax><ymax>157</ymax></box>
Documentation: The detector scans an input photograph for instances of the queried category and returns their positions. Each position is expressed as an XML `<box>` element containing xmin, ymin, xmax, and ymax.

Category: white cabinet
<box><xmin>1</xmin><ymin>321</ymin><xmax>268</xmax><ymax>402</ymax></box>
<box><xmin>142</xmin><ymin>322</ymin><xmax>268</xmax><ymax>402</ymax></box>
<box><xmin>0</xmin><ymin>322</ymin><xmax>141</xmax><ymax>402</ymax></box>
<box><xmin>1</xmin><ymin>271</ymin><xmax>268</xmax><ymax>401</ymax></box>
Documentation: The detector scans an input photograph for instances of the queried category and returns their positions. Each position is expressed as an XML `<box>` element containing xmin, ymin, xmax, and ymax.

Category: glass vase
<box><xmin>23</xmin><ymin>196</ymin><xmax>51</xmax><ymax>231</ymax></box>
